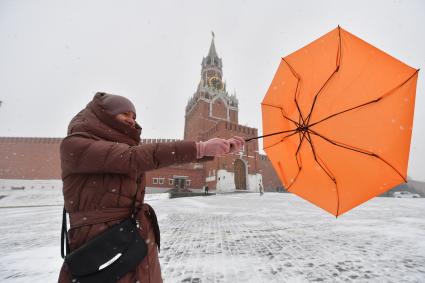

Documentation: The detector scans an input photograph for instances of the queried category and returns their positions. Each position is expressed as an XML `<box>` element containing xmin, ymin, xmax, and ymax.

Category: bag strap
<box><xmin>61</xmin><ymin>206</ymin><xmax>70</xmax><ymax>259</ymax></box>
<box><xmin>145</xmin><ymin>203</ymin><xmax>161</xmax><ymax>252</ymax></box>
<box><xmin>130</xmin><ymin>176</ymin><xmax>142</xmax><ymax>221</ymax></box>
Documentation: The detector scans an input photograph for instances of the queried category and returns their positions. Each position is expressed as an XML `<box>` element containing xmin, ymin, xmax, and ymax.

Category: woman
<box><xmin>58</xmin><ymin>92</ymin><xmax>244</xmax><ymax>282</ymax></box>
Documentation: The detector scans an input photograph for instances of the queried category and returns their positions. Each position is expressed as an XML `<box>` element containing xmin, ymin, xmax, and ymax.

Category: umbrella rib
<box><xmin>295</xmin><ymin>129</ymin><xmax>307</xmax><ymax>156</ymax></box>
<box><xmin>379</xmin><ymin>69</ymin><xmax>419</xmax><ymax>100</ymax></box>
<box><xmin>287</xmin><ymin>141</ymin><xmax>303</xmax><ymax>191</ymax></box>
<box><xmin>336</xmin><ymin>25</ymin><xmax>342</xmax><ymax>72</ymax></box>
<box><xmin>261</xmin><ymin>103</ymin><xmax>300</xmax><ymax>127</ymax></box>
<box><xmin>305</xmin><ymin>131</ymin><xmax>340</xmax><ymax>215</ymax></box>
<box><xmin>309</xmin><ymin>98</ymin><xmax>381</xmax><ymax>127</ymax></box>
<box><xmin>305</xmin><ymin>26</ymin><xmax>342</xmax><ymax>125</ymax></box>
<box><xmin>282</xmin><ymin>58</ymin><xmax>306</xmax><ymax>124</ymax></box>
<box><xmin>308</xmin><ymin>129</ymin><xmax>407</xmax><ymax>182</ymax></box>
<box><xmin>288</xmin><ymin>160</ymin><xmax>302</xmax><ymax>190</ymax></box>
<box><xmin>305</xmin><ymin>67</ymin><xmax>339</xmax><ymax>125</ymax></box>
<box><xmin>266</xmin><ymin>129</ymin><xmax>301</xmax><ymax>191</ymax></box>
<box><xmin>309</xmin><ymin>69</ymin><xmax>419</xmax><ymax>128</ymax></box>
<box><xmin>305</xmin><ymin>131</ymin><xmax>337</xmax><ymax>184</ymax></box>
<box><xmin>262</xmin><ymin>130</ymin><xmax>299</xmax><ymax>150</ymax></box>
<box><xmin>295</xmin><ymin>78</ymin><xmax>305</xmax><ymax>125</ymax></box>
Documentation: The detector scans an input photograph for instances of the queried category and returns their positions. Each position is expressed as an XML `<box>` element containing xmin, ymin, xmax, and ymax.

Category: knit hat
<box><xmin>100</xmin><ymin>93</ymin><xmax>137</xmax><ymax>117</ymax></box>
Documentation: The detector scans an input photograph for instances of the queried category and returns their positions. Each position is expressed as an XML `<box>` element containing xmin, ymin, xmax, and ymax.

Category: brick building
<box><xmin>185</xmin><ymin>35</ymin><xmax>263</xmax><ymax>192</ymax></box>
<box><xmin>0</xmin><ymin>36</ymin><xmax>283</xmax><ymax>192</ymax></box>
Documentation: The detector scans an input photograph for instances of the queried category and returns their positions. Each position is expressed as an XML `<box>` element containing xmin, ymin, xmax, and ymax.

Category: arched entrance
<box><xmin>234</xmin><ymin>159</ymin><xmax>247</xmax><ymax>190</ymax></box>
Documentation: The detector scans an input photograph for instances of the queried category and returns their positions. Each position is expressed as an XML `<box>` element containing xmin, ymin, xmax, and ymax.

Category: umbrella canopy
<box><xmin>261</xmin><ymin>26</ymin><xmax>419</xmax><ymax>216</ymax></box>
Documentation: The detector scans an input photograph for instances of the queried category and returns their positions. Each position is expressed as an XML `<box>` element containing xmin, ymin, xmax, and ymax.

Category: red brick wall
<box><xmin>211</xmin><ymin>98</ymin><xmax>227</xmax><ymax>120</ymax></box>
<box><xmin>184</xmin><ymin>100</ymin><xmax>217</xmax><ymax>141</ymax></box>
<box><xmin>229</xmin><ymin>110</ymin><xmax>238</xmax><ymax>124</ymax></box>
<box><xmin>0</xmin><ymin>137</ymin><xmax>62</xmax><ymax>179</ymax></box>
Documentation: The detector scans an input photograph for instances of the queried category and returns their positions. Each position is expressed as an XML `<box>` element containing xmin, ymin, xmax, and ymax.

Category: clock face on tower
<box><xmin>208</xmin><ymin>76</ymin><xmax>223</xmax><ymax>90</ymax></box>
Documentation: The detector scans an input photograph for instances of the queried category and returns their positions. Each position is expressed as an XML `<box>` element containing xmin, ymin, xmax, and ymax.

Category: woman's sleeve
<box><xmin>60</xmin><ymin>135</ymin><xmax>209</xmax><ymax>176</ymax></box>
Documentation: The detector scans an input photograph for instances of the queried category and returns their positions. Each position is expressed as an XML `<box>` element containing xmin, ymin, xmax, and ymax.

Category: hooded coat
<box><xmin>58</xmin><ymin>93</ymin><xmax>207</xmax><ymax>283</ymax></box>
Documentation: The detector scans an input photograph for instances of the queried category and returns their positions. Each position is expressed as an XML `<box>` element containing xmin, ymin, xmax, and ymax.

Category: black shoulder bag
<box><xmin>61</xmin><ymin>178</ymin><xmax>147</xmax><ymax>283</ymax></box>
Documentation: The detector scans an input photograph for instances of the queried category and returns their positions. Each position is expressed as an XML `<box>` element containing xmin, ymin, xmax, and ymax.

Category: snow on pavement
<box><xmin>0</xmin><ymin>193</ymin><xmax>424</xmax><ymax>282</ymax></box>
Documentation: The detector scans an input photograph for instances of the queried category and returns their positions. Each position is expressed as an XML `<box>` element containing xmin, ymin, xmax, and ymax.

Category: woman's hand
<box><xmin>196</xmin><ymin>136</ymin><xmax>245</xmax><ymax>158</ymax></box>
<box><xmin>227</xmin><ymin>136</ymin><xmax>245</xmax><ymax>153</ymax></box>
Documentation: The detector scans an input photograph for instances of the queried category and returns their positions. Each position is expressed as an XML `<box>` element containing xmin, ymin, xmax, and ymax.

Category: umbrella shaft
<box><xmin>245</xmin><ymin>130</ymin><xmax>294</xmax><ymax>142</ymax></box>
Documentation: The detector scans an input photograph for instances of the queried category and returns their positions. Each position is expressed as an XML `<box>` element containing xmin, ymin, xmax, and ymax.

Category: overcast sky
<box><xmin>0</xmin><ymin>0</ymin><xmax>424</xmax><ymax>180</ymax></box>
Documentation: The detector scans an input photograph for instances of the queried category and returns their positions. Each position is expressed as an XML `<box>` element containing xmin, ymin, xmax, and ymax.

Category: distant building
<box><xmin>0</xmin><ymin>35</ymin><xmax>283</xmax><ymax>192</ymax></box>
<box><xmin>184</xmin><ymin>35</ymin><xmax>261</xmax><ymax>192</ymax></box>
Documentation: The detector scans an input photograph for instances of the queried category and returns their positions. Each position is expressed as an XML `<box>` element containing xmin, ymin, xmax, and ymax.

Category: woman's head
<box><xmin>96</xmin><ymin>92</ymin><xmax>137</xmax><ymax>128</ymax></box>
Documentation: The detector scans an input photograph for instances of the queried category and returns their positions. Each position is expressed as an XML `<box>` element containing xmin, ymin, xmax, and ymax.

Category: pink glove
<box><xmin>196</xmin><ymin>138</ymin><xmax>230</xmax><ymax>158</ymax></box>
<box><xmin>228</xmin><ymin>136</ymin><xmax>245</xmax><ymax>153</ymax></box>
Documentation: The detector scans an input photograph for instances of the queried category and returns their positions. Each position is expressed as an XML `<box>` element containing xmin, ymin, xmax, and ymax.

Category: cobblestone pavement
<box><xmin>0</xmin><ymin>193</ymin><xmax>424</xmax><ymax>282</ymax></box>
<box><xmin>155</xmin><ymin>194</ymin><xmax>425</xmax><ymax>283</ymax></box>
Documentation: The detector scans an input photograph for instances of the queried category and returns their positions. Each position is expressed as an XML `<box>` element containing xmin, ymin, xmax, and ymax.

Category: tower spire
<box><xmin>208</xmin><ymin>31</ymin><xmax>218</xmax><ymax>58</ymax></box>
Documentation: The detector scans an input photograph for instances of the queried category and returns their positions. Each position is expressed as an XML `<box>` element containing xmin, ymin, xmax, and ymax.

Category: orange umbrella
<box><xmin>260</xmin><ymin>26</ymin><xmax>419</xmax><ymax>216</ymax></box>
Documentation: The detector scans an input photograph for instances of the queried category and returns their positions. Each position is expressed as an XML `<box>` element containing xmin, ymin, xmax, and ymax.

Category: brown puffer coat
<box><xmin>58</xmin><ymin>93</ymin><xmax>205</xmax><ymax>283</ymax></box>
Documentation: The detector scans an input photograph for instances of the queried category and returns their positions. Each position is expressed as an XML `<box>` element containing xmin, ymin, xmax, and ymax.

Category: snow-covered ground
<box><xmin>0</xmin><ymin>191</ymin><xmax>424</xmax><ymax>282</ymax></box>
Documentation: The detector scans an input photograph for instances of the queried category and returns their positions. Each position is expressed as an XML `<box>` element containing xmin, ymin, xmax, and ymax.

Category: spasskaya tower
<box><xmin>183</xmin><ymin>33</ymin><xmax>264</xmax><ymax>192</ymax></box>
